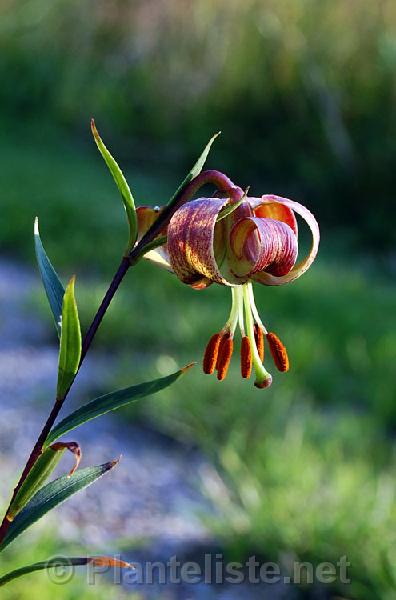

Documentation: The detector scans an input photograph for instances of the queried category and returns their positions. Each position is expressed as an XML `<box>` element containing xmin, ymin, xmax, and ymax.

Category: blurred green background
<box><xmin>1</xmin><ymin>0</ymin><xmax>396</xmax><ymax>598</ymax></box>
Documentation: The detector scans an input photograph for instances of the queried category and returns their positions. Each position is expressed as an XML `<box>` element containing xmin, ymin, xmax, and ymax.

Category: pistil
<box><xmin>242</xmin><ymin>284</ymin><xmax>272</xmax><ymax>388</ymax></box>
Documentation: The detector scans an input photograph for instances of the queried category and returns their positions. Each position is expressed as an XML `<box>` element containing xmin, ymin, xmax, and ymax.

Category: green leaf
<box><xmin>6</xmin><ymin>446</ymin><xmax>66</xmax><ymax>522</ymax></box>
<box><xmin>140</xmin><ymin>234</ymin><xmax>168</xmax><ymax>256</ymax></box>
<box><xmin>91</xmin><ymin>119</ymin><xmax>138</xmax><ymax>250</ymax></box>
<box><xmin>46</xmin><ymin>364</ymin><xmax>194</xmax><ymax>446</ymax></box>
<box><xmin>167</xmin><ymin>132</ymin><xmax>221</xmax><ymax>210</ymax></box>
<box><xmin>131</xmin><ymin>133</ymin><xmax>220</xmax><ymax>262</ymax></box>
<box><xmin>57</xmin><ymin>277</ymin><xmax>82</xmax><ymax>399</ymax></box>
<box><xmin>0</xmin><ymin>557</ymin><xmax>89</xmax><ymax>587</ymax></box>
<box><xmin>216</xmin><ymin>186</ymin><xmax>249</xmax><ymax>222</ymax></box>
<box><xmin>0</xmin><ymin>461</ymin><xmax>118</xmax><ymax>551</ymax></box>
<box><xmin>34</xmin><ymin>218</ymin><xmax>65</xmax><ymax>337</ymax></box>
<box><xmin>0</xmin><ymin>555</ymin><xmax>131</xmax><ymax>587</ymax></box>
<box><xmin>216</xmin><ymin>199</ymin><xmax>243</xmax><ymax>222</ymax></box>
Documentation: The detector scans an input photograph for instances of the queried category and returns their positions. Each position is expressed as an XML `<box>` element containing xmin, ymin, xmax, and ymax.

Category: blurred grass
<box><xmin>2</xmin><ymin>0</ymin><xmax>396</xmax><ymax>249</ymax></box>
<box><xmin>198</xmin><ymin>402</ymin><xmax>396</xmax><ymax>599</ymax></box>
<box><xmin>0</xmin><ymin>119</ymin><xmax>175</xmax><ymax>273</ymax></box>
<box><xmin>2</xmin><ymin>122</ymin><xmax>396</xmax><ymax>597</ymax></box>
<box><xmin>2</xmin><ymin>1</ymin><xmax>396</xmax><ymax>597</ymax></box>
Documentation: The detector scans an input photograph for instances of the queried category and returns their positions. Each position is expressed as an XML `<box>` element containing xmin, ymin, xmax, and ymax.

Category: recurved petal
<box><xmin>136</xmin><ymin>206</ymin><xmax>163</xmax><ymax>240</ymax></box>
<box><xmin>143</xmin><ymin>247</ymin><xmax>172</xmax><ymax>270</ymax></box>
<box><xmin>167</xmin><ymin>197</ymin><xmax>233</xmax><ymax>286</ymax></box>
<box><xmin>252</xmin><ymin>200</ymin><xmax>298</xmax><ymax>235</ymax></box>
<box><xmin>252</xmin><ymin>195</ymin><xmax>320</xmax><ymax>285</ymax></box>
<box><xmin>136</xmin><ymin>206</ymin><xmax>172</xmax><ymax>270</ymax></box>
<box><xmin>230</xmin><ymin>217</ymin><xmax>298</xmax><ymax>278</ymax></box>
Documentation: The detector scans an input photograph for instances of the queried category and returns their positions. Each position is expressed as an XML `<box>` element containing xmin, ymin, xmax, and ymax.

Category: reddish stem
<box><xmin>0</xmin><ymin>257</ymin><xmax>130</xmax><ymax>544</ymax></box>
<box><xmin>0</xmin><ymin>169</ymin><xmax>240</xmax><ymax>546</ymax></box>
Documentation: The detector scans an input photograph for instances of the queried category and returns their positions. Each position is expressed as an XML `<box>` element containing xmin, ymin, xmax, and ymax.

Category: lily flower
<box><xmin>136</xmin><ymin>176</ymin><xmax>319</xmax><ymax>389</ymax></box>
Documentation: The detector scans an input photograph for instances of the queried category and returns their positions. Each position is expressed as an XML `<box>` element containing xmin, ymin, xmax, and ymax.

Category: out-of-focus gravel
<box><xmin>0</xmin><ymin>259</ymin><xmax>295</xmax><ymax>600</ymax></box>
<box><xmin>0</xmin><ymin>260</ymin><xmax>211</xmax><ymax>547</ymax></box>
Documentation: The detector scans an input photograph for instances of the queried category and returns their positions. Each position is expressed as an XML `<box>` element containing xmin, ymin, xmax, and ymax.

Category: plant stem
<box><xmin>0</xmin><ymin>168</ymin><xmax>240</xmax><ymax>545</ymax></box>
<box><xmin>0</xmin><ymin>257</ymin><xmax>131</xmax><ymax>543</ymax></box>
<box><xmin>80</xmin><ymin>256</ymin><xmax>130</xmax><ymax>362</ymax></box>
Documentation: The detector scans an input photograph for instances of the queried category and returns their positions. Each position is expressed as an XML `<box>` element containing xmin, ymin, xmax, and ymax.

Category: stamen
<box><xmin>225</xmin><ymin>287</ymin><xmax>240</xmax><ymax>336</ymax></box>
<box><xmin>247</xmin><ymin>283</ymin><xmax>267</xmax><ymax>333</ymax></box>
<box><xmin>237</xmin><ymin>288</ymin><xmax>246</xmax><ymax>337</ymax></box>
<box><xmin>217</xmin><ymin>334</ymin><xmax>234</xmax><ymax>380</ymax></box>
<box><xmin>203</xmin><ymin>333</ymin><xmax>222</xmax><ymax>374</ymax></box>
<box><xmin>266</xmin><ymin>332</ymin><xmax>289</xmax><ymax>372</ymax></box>
<box><xmin>215</xmin><ymin>333</ymin><xmax>227</xmax><ymax>370</ymax></box>
<box><xmin>213</xmin><ymin>286</ymin><xmax>240</xmax><ymax>374</ymax></box>
<box><xmin>254</xmin><ymin>324</ymin><xmax>265</xmax><ymax>362</ymax></box>
<box><xmin>240</xmin><ymin>336</ymin><xmax>252</xmax><ymax>378</ymax></box>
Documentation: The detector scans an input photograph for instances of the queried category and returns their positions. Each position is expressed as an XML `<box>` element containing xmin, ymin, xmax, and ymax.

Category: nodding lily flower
<box><xmin>136</xmin><ymin>172</ymin><xmax>319</xmax><ymax>389</ymax></box>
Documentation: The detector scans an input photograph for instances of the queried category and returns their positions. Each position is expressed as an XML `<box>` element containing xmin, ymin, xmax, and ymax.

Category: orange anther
<box><xmin>254</xmin><ymin>324</ymin><xmax>265</xmax><ymax>362</ymax></box>
<box><xmin>203</xmin><ymin>333</ymin><xmax>222</xmax><ymax>374</ymax></box>
<box><xmin>240</xmin><ymin>336</ymin><xmax>252</xmax><ymax>379</ymax></box>
<box><xmin>266</xmin><ymin>332</ymin><xmax>289</xmax><ymax>372</ymax></box>
<box><xmin>217</xmin><ymin>334</ymin><xmax>234</xmax><ymax>381</ymax></box>
<box><xmin>215</xmin><ymin>333</ymin><xmax>227</xmax><ymax>369</ymax></box>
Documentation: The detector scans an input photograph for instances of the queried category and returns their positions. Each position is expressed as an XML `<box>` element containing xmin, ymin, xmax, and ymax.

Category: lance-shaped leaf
<box><xmin>91</xmin><ymin>119</ymin><xmax>138</xmax><ymax>249</ymax></box>
<box><xmin>167</xmin><ymin>132</ymin><xmax>220</xmax><ymax>211</ymax></box>
<box><xmin>45</xmin><ymin>364</ymin><xmax>194</xmax><ymax>446</ymax></box>
<box><xmin>57</xmin><ymin>277</ymin><xmax>82</xmax><ymax>399</ymax></box>
<box><xmin>6</xmin><ymin>443</ymin><xmax>82</xmax><ymax>522</ymax></box>
<box><xmin>0</xmin><ymin>556</ymin><xmax>132</xmax><ymax>587</ymax></box>
<box><xmin>216</xmin><ymin>198</ymin><xmax>243</xmax><ymax>222</ymax></box>
<box><xmin>0</xmin><ymin>460</ymin><xmax>118</xmax><ymax>551</ymax></box>
<box><xmin>132</xmin><ymin>134</ymin><xmax>221</xmax><ymax>261</ymax></box>
<box><xmin>34</xmin><ymin>218</ymin><xmax>65</xmax><ymax>337</ymax></box>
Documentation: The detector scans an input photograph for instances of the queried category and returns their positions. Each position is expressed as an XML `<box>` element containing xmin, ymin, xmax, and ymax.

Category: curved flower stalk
<box><xmin>137</xmin><ymin>183</ymin><xmax>319</xmax><ymax>389</ymax></box>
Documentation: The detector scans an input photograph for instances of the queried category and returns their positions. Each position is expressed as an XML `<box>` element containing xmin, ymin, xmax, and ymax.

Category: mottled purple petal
<box><xmin>252</xmin><ymin>200</ymin><xmax>298</xmax><ymax>236</ymax></box>
<box><xmin>251</xmin><ymin>195</ymin><xmax>320</xmax><ymax>285</ymax></box>
<box><xmin>167</xmin><ymin>197</ymin><xmax>234</xmax><ymax>287</ymax></box>
<box><xmin>230</xmin><ymin>217</ymin><xmax>298</xmax><ymax>278</ymax></box>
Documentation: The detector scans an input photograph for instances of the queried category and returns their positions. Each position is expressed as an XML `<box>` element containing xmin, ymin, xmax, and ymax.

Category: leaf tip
<box><xmin>66</xmin><ymin>275</ymin><xmax>76</xmax><ymax>292</ymax></box>
<box><xmin>89</xmin><ymin>556</ymin><xmax>133</xmax><ymax>569</ymax></box>
<box><xmin>181</xmin><ymin>362</ymin><xmax>196</xmax><ymax>374</ymax></box>
<box><xmin>34</xmin><ymin>217</ymin><xmax>39</xmax><ymax>236</ymax></box>
<box><xmin>91</xmin><ymin>118</ymin><xmax>99</xmax><ymax>140</ymax></box>
<box><xmin>108</xmin><ymin>456</ymin><xmax>122</xmax><ymax>469</ymax></box>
